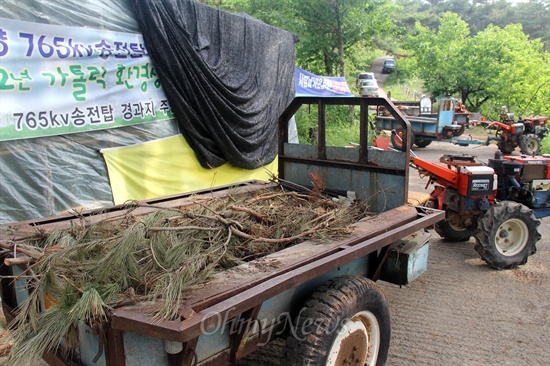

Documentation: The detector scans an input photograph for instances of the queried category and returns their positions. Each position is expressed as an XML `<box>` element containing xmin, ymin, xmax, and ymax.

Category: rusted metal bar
<box><xmin>317</xmin><ymin>99</ymin><xmax>326</xmax><ymax>160</ymax></box>
<box><xmin>371</xmin><ymin>246</ymin><xmax>392</xmax><ymax>282</ymax></box>
<box><xmin>231</xmin><ymin>305</ymin><xmax>262</xmax><ymax>362</ymax></box>
<box><xmin>359</xmin><ymin>97</ymin><xmax>370</xmax><ymax>164</ymax></box>
<box><xmin>180</xmin><ymin>338</ymin><xmax>199</xmax><ymax>366</ymax></box>
<box><xmin>278</xmin><ymin>155</ymin><xmax>406</xmax><ymax>176</ymax></box>
<box><xmin>105</xmin><ymin>325</ymin><xmax>126</xmax><ymax>366</ymax></box>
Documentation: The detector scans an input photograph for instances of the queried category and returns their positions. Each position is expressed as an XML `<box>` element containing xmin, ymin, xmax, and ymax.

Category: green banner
<box><xmin>0</xmin><ymin>18</ymin><xmax>174</xmax><ymax>141</ymax></box>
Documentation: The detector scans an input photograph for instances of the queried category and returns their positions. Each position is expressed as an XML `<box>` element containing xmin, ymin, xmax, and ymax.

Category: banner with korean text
<box><xmin>294</xmin><ymin>67</ymin><xmax>354</xmax><ymax>97</ymax></box>
<box><xmin>0</xmin><ymin>18</ymin><xmax>173</xmax><ymax>141</ymax></box>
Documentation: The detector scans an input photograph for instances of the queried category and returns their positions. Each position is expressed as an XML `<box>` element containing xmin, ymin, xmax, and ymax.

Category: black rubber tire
<box><xmin>391</xmin><ymin>129</ymin><xmax>414</xmax><ymax>151</ymax></box>
<box><xmin>282</xmin><ymin>276</ymin><xmax>390</xmax><ymax>366</ymax></box>
<box><xmin>453</xmin><ymin>124</ymin><xmax>466</xmax><ymax>137</ymax></box>
<box><xmin>474</xmin><ymin>201</ymin><xmax>540</xmax><ymax>270</ymax></box>
<box><xmin>434</xmin><ymin>220</ymin><xmax>473</xmax><ymax>242</ymax></box>
<box><xmin>414</xmin><ymin>138</ymin><xmax>432</xmax><ymax>148</ymax></box>
<box><xmin>497</xmin><ymin>140</ymin><xmax>515</xmax><ymax>155</ymax></box>
<box><xmin>518</xmin><ymin>134</ymin><xmax>541</xmax><ymax>155</ymax></box>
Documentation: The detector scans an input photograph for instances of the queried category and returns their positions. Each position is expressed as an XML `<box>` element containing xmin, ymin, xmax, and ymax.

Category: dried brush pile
<box><xmin>0</xmin><ymin>183</ymin><xmax>370</xmax><ymax>365</ymax></box>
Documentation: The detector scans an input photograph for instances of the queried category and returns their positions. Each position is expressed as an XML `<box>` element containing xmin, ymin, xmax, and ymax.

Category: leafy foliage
<box><xmin>197</xmin><ymin>0</ymin><xmax>550</xmax><ymax>126</ymax></box>
<box><xmin>244</xmin><ymin>0</ymin><xmax>397</xmax><ymax>76</ymax></box>
<box><xmin>293</xmin><ymin>104</ymin><xmax>378</xmax><ymax>146</ymax></box>
<box><xmin>407</xmin><ymin>12</ymin><xmax>550</xmax><ymax>118</ymax></box>
<box><xmin>394</xmin><ymin>0</ymin><xmax>550</xmax><ymax>51</ymax></box>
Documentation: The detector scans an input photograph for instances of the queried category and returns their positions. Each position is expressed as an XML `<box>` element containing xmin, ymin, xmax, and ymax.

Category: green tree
<box><xmin>515</xmin><ymin>0</ymin><xmax>550</xmax><ymax>52</ymax></box>
<box><xmin>394</xmin><ymin>0</ymin><xmax>550</xmax><ymax>50</ymax></box>
<box><xmin>245</xmin><ymin>0</ymin><xmax>397</xmax><ymax>76</ymax></box>
<box><xmin>470</xmin><ymin>23</ymin><xmax>549</xmax><ymax>117</ymax></box>
<box><xmin>407</xmin><ymin>13</ymin><xmax>470</xmax><ymax>98</ymax></box>
<box><xmin>407</xmin><ymin>12</ymin><xmax>550</xmax><ymax>117</ymax></box>
<box><xmin>392</xmin><ymin>0</ymin><xmax>440</xmax><ymax>33</ymax></box>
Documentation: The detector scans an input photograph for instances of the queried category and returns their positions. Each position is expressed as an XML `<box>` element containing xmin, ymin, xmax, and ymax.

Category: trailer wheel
<box><xmin>414</xmin><ymin>138</ymin><xmax>432</xmax><ymax>148</ymax></box>
<box><xmin>434</xmin><ymin>220</ymin><xmax>472</xmax><ymax>242</ymax></box>
<box><xmin>454</xmin><ymin>124</ymin><xmax>466</xmax><ymax>137</ymax></box>
<box><xmin>474</xmin><ymin>201</ymin><xmax>540</xmax><ymax>269</ymax></box>
<box><xmin>391</xmin><ymin>129</ymin><xmax>414</xmax><ymax>151</ymax></box>
<box><xmin>282</xmin><ymin>276</ymin><xmax>390</xmax><ymax>366</ymax></box>
<box><xmin>519</xmin><ymin>134</ymin><xmax>541</xmax><ymax>155</ymax></box>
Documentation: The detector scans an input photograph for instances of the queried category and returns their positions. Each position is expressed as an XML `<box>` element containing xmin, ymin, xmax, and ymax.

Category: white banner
<box><xmin>0</xmin><ymin>18</ymin><xmax>174</xmax><ymax>141</ymax></box>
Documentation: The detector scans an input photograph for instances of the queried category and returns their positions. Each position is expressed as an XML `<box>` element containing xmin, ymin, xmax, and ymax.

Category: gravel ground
<box><xmin>371</xmin><ymin>57</ymin><xmax>548</xmax><ymax>366</ymax></box>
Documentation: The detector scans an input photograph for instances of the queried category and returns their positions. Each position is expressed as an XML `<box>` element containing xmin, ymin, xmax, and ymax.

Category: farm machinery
<box><xmin>411</xmin><ymin>151</ymin><xmax>550</xmax><ymax>269</ymax></box>
<box><xmin>378</xmin><ymin>100</ymin><xmax>549</xmax><ymax>155</ymax></box>
<box><xmin>376</xmin><ymin>97</ymin><xmax>485</xmax><ymax>150</ymax></box>
<box><xmin>485</xmin><ymin>107</ymin><xmax>549</xmax><ymax>155</ymax></box>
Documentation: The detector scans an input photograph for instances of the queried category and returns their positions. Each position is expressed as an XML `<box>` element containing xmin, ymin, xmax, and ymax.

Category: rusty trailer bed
<box><xmin>105</xmin><ymin>204</ymin><xmax>442</xmax><ymax>365</ymax></box>
<box><xmin>111</xmin><ymin>205</ymin><xmax>434</xmax><ymax>340</ymax></box>
<box><xmin>1</xmin><ymin>182</ymin><xmax>442</xmax><ymax>366</ymax></box>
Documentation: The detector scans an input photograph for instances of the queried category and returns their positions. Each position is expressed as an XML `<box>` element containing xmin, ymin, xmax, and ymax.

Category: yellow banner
<box><xmin>101</xmin><ymin>135</ymin><xmax>277</xmax><ymax>204</ymax></box>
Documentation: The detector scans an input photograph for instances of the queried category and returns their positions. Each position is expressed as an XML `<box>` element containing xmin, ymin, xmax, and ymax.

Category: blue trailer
<box><xmin>375</xmin><ymin>97</ymin><xmax>485</xmax><ymax>150</ymax></box>
<box><xmin>0</xmin><ymin>97</ymin><xmax>443</xmax><ymax>366</ymax></box>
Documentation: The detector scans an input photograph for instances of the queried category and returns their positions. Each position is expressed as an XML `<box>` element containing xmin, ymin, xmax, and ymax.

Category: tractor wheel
<box><xmin>282</xmin><ymin>276</ymin><xmax>390</xmax><ymax>366</ymax></box>
<box><xmin>414</xmin><ymin>138</ymin><xmax>432</xmax><ymax>148</ymax></box>
<box><xmin>497</xmin><ymin>140</ymin><xmax>515</xmax><ymax>155</ymax></box>
<box><xmin>519</xmin><ymin>134</ymin><xmax>541</xmax><ymax>155</ymax></box>
<box><xmin>474</xmin><ymin>201</ymin><xmax>540</xmax><ymax>270</ymax></box>
<box><xmin>434</xmin><ymin>220</ymin><xmax>472</xmax><ymax>242</ymax></box>
<box><xmin>391</xmin><ymin>129</ymin><xmax>414</xmax><ymax>151</ymax></box>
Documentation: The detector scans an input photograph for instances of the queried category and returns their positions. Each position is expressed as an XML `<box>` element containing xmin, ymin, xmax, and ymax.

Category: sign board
<box><xmin>0</xmin><ymin>18</ymin><xmax>174</xmax><ymax>141</ymax></box>
<box><xmin>294</xmin><ymin>67</ymin><xmax>353</xmax><ymax>97</ymax></box>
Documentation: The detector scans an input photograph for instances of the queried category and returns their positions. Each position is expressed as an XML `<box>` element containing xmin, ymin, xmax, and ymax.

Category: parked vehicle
<box><xmin>411</xmin><ymin>151</ymin><xmax>549</xmax><ymax>269</ymax></box>
<box><xmin>0</xmin><ymin>96</ymin><xmax>443</xmax><ymax>366</ymax></box>
<box><xmin>485</xmin><ymin>109</ymin><xmax>549</xmax><ymax>155</ymax></box>
<box><xmin>376</xmin><ymin>97</ymin><xmax>481</xmax><ymax>150</ymax></box>
<box><xmin>355</xmin><ymin>71</ymin><xmax>376</xmax><ymax>86</ymax></box>
<box><xmin>382</xmin><ymin>59</ymin><xmax>396</xmax><ymax>74</ymax></box>
<box><xmin>358</xmin><ymin>79</ymin><xmax>380</xmax><ymax>97</ymax></box>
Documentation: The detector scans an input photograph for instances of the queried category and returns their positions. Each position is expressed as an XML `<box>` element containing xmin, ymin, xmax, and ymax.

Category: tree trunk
<box><xmin>332</xmin><ymin>1</ymin><xmax>354</xmax><ymax>124</ymax></box>
<box><xmin>334</xmin><ymin>1</ymin><xmax>345</xmax><ymax>77</ymax></box>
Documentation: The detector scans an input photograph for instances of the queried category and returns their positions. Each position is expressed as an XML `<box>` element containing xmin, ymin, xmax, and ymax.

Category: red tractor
<box><xmin>486</xmin><ymin>112</ymin><xmax>548</xmax><ymax>155</ymax></box>
<box><xmin>412</xmin><ymin>151</ymin><xmax>550</xmax><ymax>269</ymax></box>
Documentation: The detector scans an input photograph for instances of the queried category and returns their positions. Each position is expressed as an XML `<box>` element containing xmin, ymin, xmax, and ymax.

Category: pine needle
<box><xmin>2</xmin><ymin>183</ymin><xmax>369</xmax><ymax>362</ymax></box>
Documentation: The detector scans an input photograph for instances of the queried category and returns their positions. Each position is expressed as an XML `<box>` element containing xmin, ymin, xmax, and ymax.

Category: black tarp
<box><xmin>133</xmin><ymin>0</ymin><xmax>297</xmax><ymax>169</ymax></box>
<box><xmin>0</xmin><ymin>0</ymin><xmax>297</xmax><ymax>224</ymax></box>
